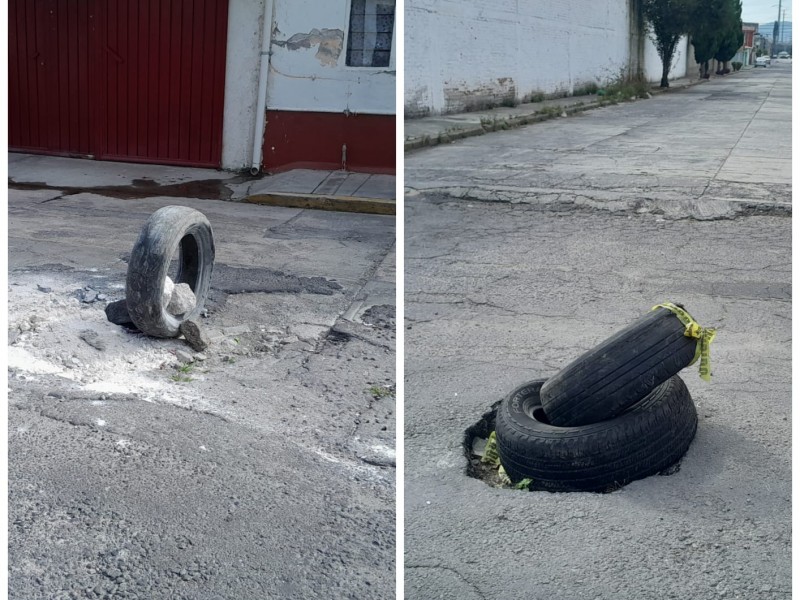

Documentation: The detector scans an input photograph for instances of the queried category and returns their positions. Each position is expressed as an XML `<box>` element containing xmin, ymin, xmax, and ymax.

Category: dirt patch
<box><xmin>8</xmin><ymin>274</ymin><xmax>201</xmax><ymax>408</ymax></box>
<box><xmin>360</xmin><ymin>304</ymin><xmax>395</xmax><ymax>329</ymax></box>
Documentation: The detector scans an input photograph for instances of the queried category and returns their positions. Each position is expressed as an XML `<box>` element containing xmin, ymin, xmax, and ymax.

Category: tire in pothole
<box><xmin>126</xmin><ymin>206</ymin><xmax>215</xmax><ymax>338</ymax></box>
<box><xmin>495</xmin><ymin>376</ymin><xmax>697</xmax><ymax>492</ymax></box>
<box><xmin>540</xmin><ymin>306</ymin><xmax>699</xmax><ymax>427</ymax></box>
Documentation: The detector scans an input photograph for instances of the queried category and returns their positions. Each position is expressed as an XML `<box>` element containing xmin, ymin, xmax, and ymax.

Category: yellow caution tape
<box><xmin>481</xmin><ymin>431</ymin><xmax>501</xmax><ymax>466</ymax></box>
<box><xmin>482</xmin><ymin>431</ymin><xmax>532</xmax><ymax>490</ymax></box>
<box><xmin>652</xmin><ymin>302</ymin><xmax>716</xmax><ymax>382</ymax></box>
<box><xmin>497</xmin><ymin>465</ymin><xmax>512</xmax><ymax>486</ymax></box>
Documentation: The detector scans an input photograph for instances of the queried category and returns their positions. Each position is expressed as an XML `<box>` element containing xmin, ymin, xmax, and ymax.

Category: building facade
<box><xmin>9</xmin><ymin>0</ymin><xmax>396</xmax><ymax>174</ymax></box>
<box><xmin>734</xmin><ymin>22</ymin><xmax>758</xmax><ymax>66</ymax></box>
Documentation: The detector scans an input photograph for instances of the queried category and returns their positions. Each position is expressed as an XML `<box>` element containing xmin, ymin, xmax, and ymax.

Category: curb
<box><xmin>403</xmin><ymin>100</ymin><xmax>598</xmax><ymax>152</ymax></box>
<box><xmin>245</xmin><ymin>192</ymin><xmax>395</xmax><ymax>215</ymax></box>
<box><xmin>404</xmin><ymin>78</ymin><xmax>708</xmax><ymax>153</ymax></box>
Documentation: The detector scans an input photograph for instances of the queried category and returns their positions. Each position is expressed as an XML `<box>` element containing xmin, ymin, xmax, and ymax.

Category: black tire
<box><xmin>126</xmin><ymin>206</ymin><xmax>215</xmax><ymax>338</ymax></box>
<box><xmin>495</xmin><ymin>376</ymin><xmax>697</xmax><ymax>492</ymax></box>
<box><xmin>540</xmin><ymin>306</ymin><xmax>697</xmax><ymax>427</ymax></box>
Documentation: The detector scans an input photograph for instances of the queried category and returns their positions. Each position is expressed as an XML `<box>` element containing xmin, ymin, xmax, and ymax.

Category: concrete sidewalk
<box><xmin>8</xmin><ymin>153</ymin><xmax>395</xmax><ymax>215</ymax></box>
<box><xmin>405</xmin><ymin>76</ymin><xmax>701</xmax><ymax>152</ymax></box>
<box><xmin>246</xmin><ymin>169</ymin><xmax>395</xmax><ymax>215</ymax></box>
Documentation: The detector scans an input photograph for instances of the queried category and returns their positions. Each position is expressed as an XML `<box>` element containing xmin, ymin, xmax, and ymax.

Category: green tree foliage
<box><xmin>689</xmin><ymin>0</ymin><xmax>731</xmax><ymax>77</ymax></box>
<box><xmin>714</xmin><ymin>0</ymin><xmax>744</xmax><ymax>71</ymax></box>
<box><xmin>641</xmin><ymin>0</ymin><xmax>693</xmax><ymax>87</ymax></box>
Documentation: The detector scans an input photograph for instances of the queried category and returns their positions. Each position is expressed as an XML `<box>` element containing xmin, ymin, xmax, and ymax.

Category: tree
<box><xmin>687</xmin><ymin>0</ymin><xmax>742</xmax><ymax>78</ymax></box>
<box><xmin>641</xmin><ymin>0</ymin><xmax>693</xmax><ymax>87</ymax></box>
<box><xmin>714</xmin><ymin>0</ymin><xmax>743</xmax><ymax>74</ymax></box>
<box><xmin>689</xmin><ymin>0</ymin><xmax>729</xmax><ymax>78</ymax></box>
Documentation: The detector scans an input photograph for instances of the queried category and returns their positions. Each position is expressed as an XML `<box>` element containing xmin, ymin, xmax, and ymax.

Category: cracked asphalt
<box><xmin>406</xmin><ymin>62</ymin><xmax>791</xmax><ymax>220</ymax></box>
<box><xmin>404</xmin><ymin>64</ymin><xmax>791</xmax><ymax>599</ymax></box>
<box><xmin>8</xmin><ymin>188</ymin><xmax>395</xmax><ymax>599</ymax></box>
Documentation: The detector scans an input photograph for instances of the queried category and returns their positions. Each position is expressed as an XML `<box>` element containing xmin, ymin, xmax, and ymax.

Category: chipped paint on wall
<box><xmin>404</xmin><ymin>86</ymin><xmax>432</xmax><ymax>119</ymax></box>
<box><xmin>443</xmin><ymin>78</ymin><xmax>517</xmax><ymax>114</ymax></box>
<box><xmin>266</xmin><ymin>0</ymin><xmax>394</xmax><ymax>114</ymax></box>
<box><xmin>273</xmin><ymin>28</ymin><xmax>344</xmax><ymax>67</ymax></box>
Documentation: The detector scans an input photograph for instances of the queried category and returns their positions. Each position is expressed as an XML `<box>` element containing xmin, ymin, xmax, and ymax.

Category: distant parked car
<box><xmin>778</xmin><ymin>51</ymin><xmax>790</xmax><ymax>59</ymax></box>
<box><xmin>756</xmin><ymin>56</ymin><xmax>770</xmax><ymax>67</ymax></box>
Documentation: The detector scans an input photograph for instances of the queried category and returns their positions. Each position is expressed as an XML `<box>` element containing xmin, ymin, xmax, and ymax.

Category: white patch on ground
<box><xmin>315</xmin><ymin>449</ymin><xmax>343</xmax><ymax>464</ymax></box>
<box><xmin>96</xmin><ymin>419</ymin><xmax>106</xmax><ymax>427</ymax></box>
<box><xmin>312</xmin><ymin>447</ymin><xmax>390</xmax><ymax>483</ymax></box>
<box><xmin>8</xmin><ymin>273</ymin><xmax>215</xmax><ymax>413</ymax></box>
<box><xmin>370</xmin><ymin>444</ymin><xmax>396</xmax><ymax>460</ymax></box>
<box><xmin>8</xmin><ymin>347</ymin><xmax>67</xmax><ymax>375</ymax></box>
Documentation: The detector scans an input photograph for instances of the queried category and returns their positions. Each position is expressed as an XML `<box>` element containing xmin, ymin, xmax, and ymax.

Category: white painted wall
<box><xmin>406</xmin><ymin>0</ymin><xmax>632</xmax><ymax>116</ymax></box>
<box><xmin>405</xmin><ymin>0</ymin><xmax>691</xmax><ymax>116</ymax></box>
<box><xmin>643</xmin><ymin>35</ymin><xmax>690</xmax><ymax>82</ymax></box>
<box><xmin>221</xmin><ymin>0</ymin><xmax>266</xmax><ymax>171</ymax></box>
<box><xmin>266</xmin><ymin>0</ymin><xmax>396</xmax><ymax>114</ymax></box>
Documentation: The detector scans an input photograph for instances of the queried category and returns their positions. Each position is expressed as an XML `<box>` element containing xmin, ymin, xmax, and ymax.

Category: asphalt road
<box><xmin>404</xmin><ymin>65</ymin><xmax>791</xmax><ymax>599</ymax></box>
<box><xmin>8</xmin><ymin>189</ymin><xmax>396</xmax><ymax>599</ymax></box>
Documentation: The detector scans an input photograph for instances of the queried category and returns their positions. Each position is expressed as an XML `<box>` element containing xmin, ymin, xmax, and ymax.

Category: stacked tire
<box><xmin>494</xmin><ymin>304</ymin><xmax>715</xmax><ymax>492</ymax></box>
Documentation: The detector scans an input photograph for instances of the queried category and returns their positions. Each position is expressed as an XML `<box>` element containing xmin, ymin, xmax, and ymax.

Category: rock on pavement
<box><xmin>180</xmin><ymin>319</ymin><xmax>211</xmax><ymax>351</ymax></box>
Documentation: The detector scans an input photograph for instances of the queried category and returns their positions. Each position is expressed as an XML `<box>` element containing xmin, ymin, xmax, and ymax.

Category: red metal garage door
<box><xmin>9</xmin><ymin>0</ymin><xmax>229</xmax><ymax>168</ymax></box>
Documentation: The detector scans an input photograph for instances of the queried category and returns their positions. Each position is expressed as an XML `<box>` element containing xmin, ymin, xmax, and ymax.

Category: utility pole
<box><xmin>772</xmin><ymin>0</ymin><xmax>781</xmax><ymax>57</ymax></box>
<box><xmin>781</xmin><ymin>9</ymin><xmax>786</xmax><ymax>49</ymax></box>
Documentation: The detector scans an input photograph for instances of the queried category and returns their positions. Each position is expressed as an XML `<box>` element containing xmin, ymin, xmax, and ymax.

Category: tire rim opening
<box><xmin>164</xmin><ymin>234</ymin><xmax>200</xmax><ymax>317</ymax></box>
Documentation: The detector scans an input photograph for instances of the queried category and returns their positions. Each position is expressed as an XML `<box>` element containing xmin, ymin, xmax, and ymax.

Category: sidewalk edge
<box><xmin>245</xmin><ymin>192</ymin><xmax>395</xmax><ymax>215</ymax></box>
<box><xmin>405</xmin><ymin>78</ymin><xmax>709</xmax><ymax>152</ymax></box>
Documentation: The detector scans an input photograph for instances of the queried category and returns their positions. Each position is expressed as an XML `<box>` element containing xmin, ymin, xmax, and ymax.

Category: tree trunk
<box><xmin>660</xmin><ymin>58</ymin><xmax>671</xmax><ymax>87</ymax></box>
<box><xmin>659</xmin><ymin>44</ymin><xmax>675</xmax><ymax>88</ymax></box>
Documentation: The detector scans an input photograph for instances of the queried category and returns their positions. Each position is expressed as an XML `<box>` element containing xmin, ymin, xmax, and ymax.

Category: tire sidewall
<box><xmin>126</xmin><ymin>206</ymin><xmax>215</xmax><ymax>338</ymax></box>
<box><xmin>496</xmin><ymin>376</ymin><xmax>697</xmax><ymax>491</ymax></box>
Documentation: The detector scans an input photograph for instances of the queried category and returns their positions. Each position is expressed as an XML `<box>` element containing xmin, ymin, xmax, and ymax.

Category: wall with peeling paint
<box><xmin>220</xmin><ymin>0</ymin><xmax>396</xmax><ymax>171</ymax></box>
<box><xmin>267</xmin><ymin>0</ymin><xmax>395</xmax><ymax>114</ymax></box>
<box><xmin>405</xmin><ymin>0</ymin><xmax>687</xmax><ymax>117</ymax></box>
<box><xmin>261</xmin><ymin>0</ymin><xmax>396</xmax><ymax>173</ymax></box>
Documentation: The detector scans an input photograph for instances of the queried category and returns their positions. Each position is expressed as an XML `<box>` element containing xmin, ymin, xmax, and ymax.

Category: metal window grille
<box><xmin>346</xmin><ymin>0</ymin><xmax>394</xmax><ymax>67</ymax></box>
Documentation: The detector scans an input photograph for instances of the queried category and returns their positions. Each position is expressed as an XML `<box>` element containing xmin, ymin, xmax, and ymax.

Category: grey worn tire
<box><xmin>126</xmin><ymin>206</ymin><xmax>215</xmax><ymax>338</ymax></box>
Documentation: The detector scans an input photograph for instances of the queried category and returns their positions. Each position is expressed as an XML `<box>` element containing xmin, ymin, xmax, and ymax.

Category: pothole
<box><xmin>463</xmin><ymin>401</ymin><xmax>510</xmax><ymax>488</ymax></box>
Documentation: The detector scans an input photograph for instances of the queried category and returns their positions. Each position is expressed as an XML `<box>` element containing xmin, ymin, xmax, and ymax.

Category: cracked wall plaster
<box><xmin>275</xmin><ymin>28</ymin><xmax>344</xmax><ymax>67</ymax></box>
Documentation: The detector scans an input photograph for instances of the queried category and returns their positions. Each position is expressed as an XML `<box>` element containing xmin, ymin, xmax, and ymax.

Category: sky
<box><xmin>741</xmin><ymin>0</ymin><xmax>792</xmax><ymax>24</ymax></box>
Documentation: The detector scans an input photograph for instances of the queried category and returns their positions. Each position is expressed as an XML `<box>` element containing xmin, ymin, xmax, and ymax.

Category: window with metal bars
<box><xmin>346</xmin><ymin>0</ymin><xmax>395</xmax><ymax>67</ymax></box>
